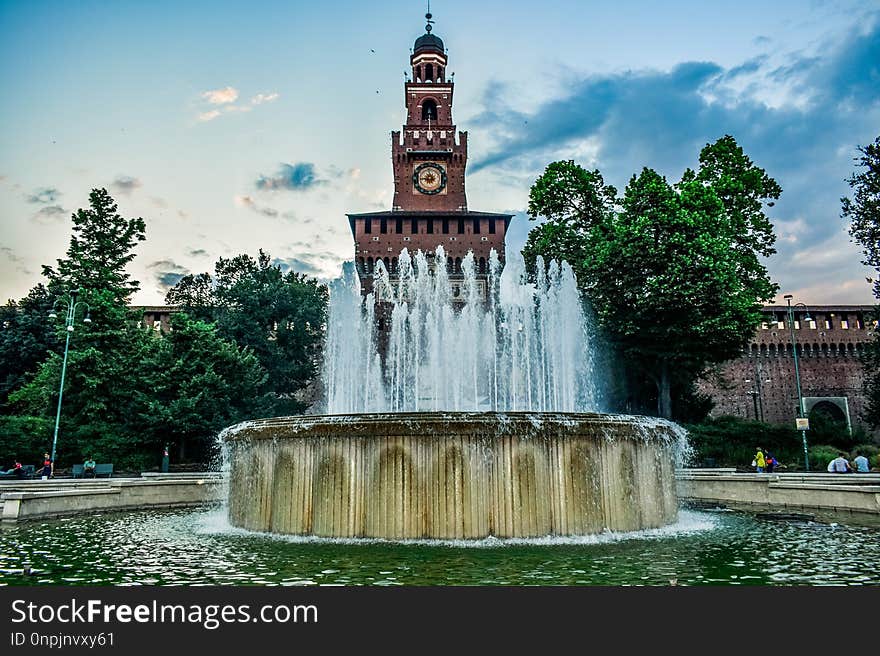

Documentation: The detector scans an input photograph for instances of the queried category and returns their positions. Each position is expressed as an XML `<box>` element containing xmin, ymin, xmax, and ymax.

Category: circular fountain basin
<box><xmin>222</xmin><ymin>412</ymin><xmax>683</xmax><ymax>539</ymax></box>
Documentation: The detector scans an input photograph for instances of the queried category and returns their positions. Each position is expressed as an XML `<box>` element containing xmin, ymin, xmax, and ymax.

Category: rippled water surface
<box><xmin>1</xmin><ymin>507</ymin><xmax>878</xmax><ymax>585</ymax></box>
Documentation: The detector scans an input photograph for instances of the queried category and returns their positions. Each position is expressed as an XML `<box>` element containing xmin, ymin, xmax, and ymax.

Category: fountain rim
<box><xmin>220</xmin><ymin>411</ymin><xmax>684</xmax><ymax>443</ymax></box>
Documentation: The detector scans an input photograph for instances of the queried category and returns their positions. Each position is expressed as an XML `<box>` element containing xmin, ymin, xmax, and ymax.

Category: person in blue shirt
<box><xmin>853</xmin><ymin>452</ymin><xmax>870</xmax><ymax>473</ymax></box>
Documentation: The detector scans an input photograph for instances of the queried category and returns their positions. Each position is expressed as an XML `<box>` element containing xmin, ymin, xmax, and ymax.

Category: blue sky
<box><xmin>1</xmin><ymin>0</ymin><xmax>878</xmax><ymax>304</ymax></box>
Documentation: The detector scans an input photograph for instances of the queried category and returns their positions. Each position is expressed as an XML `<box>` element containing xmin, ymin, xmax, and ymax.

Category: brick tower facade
<box><xmin>347</xmin><ymin>12</ymin><xmax>512</xmax><ymax>295</ymax></box>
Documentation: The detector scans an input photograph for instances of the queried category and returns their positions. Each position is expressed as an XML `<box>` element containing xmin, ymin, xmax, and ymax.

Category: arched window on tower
<box><xmin>425</xmin><ymin>64</ymin><xmax>434</xmax><ymax>82</ymax></box>
<box><xmin>421</xmin><ymin>99</ymin><xmax>437</xmax><ymax>121</ymax></box>
<box><xmin>416</xmin><ymin>65</ymin><xmax>422</xmax><ymax>82</ymax></box>
<box><xmin>437</xmin><ymin>66</ymin><xmax>443</xmax><ymax>81</ymax></box>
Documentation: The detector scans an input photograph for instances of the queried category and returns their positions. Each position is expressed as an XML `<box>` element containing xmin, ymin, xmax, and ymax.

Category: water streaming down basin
<box><xmin>223</xmin><ymin>248</ymin><xmax>689</xmax><ymax>539</ymax></box>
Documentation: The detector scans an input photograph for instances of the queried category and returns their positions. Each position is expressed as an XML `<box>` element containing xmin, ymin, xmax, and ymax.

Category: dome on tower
<box><xmin>414</xmin><ymin>32</ymin><xmax>444</xmax><ymax>54</ymax></box>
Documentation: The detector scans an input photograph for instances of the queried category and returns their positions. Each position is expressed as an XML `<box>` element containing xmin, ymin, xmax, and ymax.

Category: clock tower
<box><xmin>391</xmin><ymin>14</ymin><xmax>467</xmax><ymax>212</ymax></box>
<box><xmin>347</xmin><ymin>11</ymin><xmax>512</xmax><ymax>294</ymax></box>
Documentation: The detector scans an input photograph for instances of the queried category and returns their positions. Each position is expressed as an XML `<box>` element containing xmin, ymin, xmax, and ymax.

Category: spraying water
<box><xmin>323</xmin><ymin>246</ymin><xmax>599</xmax><ymax>413</ymax></box>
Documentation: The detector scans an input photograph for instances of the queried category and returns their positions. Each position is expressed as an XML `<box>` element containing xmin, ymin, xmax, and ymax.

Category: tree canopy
<box><xmin>841</xmin><ymin>135</ymin><xmax>880</xmax><ymax>427</ymax></box>
<box><xmin>1</xmin><ymin>189</ymin><xmax>324</xmax><ymax>470</ymax></box>
<box><xmin>523</xmin><ymin>136</ymin><xmax>780</xmax><ymax>418</ymax></box>
<box><xmin>166</xmin><ymin>251</ymin><xmax>328</xmax><ymax>415</ymax></box>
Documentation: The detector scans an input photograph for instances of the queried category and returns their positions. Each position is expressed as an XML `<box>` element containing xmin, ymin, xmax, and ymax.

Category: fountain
<box><xmin>222</xmin><ymin>248</ymin><xmax>687</xmax><ymax>539</ymax></box>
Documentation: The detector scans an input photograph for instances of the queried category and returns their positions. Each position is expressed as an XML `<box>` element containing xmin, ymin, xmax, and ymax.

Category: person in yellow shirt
<box><xmin>754</xmin><ymin>447</ymin><xmax>766</xmax><ymax>473</ymax></box>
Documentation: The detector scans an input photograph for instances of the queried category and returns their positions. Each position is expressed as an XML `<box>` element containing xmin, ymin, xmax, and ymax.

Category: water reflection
<box><xmin>1</xmin><ymin>508</ymin><xmax>878</xmax><ymax>585</ymax></box>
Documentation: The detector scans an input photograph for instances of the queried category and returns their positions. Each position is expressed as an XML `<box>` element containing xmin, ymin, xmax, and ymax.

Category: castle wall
<box><xmin>698</xmin><ymin>306</ymin><xmax>874</xmax><ymax>428</ymax></box>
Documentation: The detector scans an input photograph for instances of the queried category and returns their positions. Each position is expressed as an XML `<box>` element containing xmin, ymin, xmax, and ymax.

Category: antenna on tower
<box><xmin>425</xmin><ymin>0</ymin><xmax>434</xmax><ymax>33</ymax></box>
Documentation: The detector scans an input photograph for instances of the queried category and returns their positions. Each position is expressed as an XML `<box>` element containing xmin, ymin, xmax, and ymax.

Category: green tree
<box><xmin>524</xmin><ymin>136</ymin><xmax>779</xmax><ymax>418</ymax></box>
<box><xmin>166</xmin><ymin>251</ymin><xmax>328</xmax><ymax>415</ymax></box>
<box><xmin>842</xmin><ymin>136</ymin><xmax>880</xmax><ymax>297</ymax></box>
<box><xmin>522</xmin><ymin>162</ymin><xmax>618</xmax><ymax>284</ymax></box>
<box><xmin>842</xmin><ymin>136</ymin><xmax>880</xmax><ymax>427</ymax></box>
<box><xmin>0</xmin><ymin>284</ymin><xmax>58</xmax><ymax>407</ymax></box>
<box><xmin>7</xmin><ymin>189</ymin><xmax>149</xmax><ymax>467</ymax></box>
<box><xmin>164</xmin><ymin>272</ymin><xmax>215</xmax><ymax>322</ymax></box>
<box><xmin>135</xmin><ymin>314</ymin><xmax>270</xmax><ymax>462</ymax></box>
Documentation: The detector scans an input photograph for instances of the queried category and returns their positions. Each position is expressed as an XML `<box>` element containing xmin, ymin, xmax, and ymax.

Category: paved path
<box><xmin>0</xmin><ymin>473</ymin><xmax>225</xmax><ymax>524</ymax></box>
<box><xmin>676</xmin><ymin>468</ymin><xmax>880</xmax><ymax>525</ymax></box>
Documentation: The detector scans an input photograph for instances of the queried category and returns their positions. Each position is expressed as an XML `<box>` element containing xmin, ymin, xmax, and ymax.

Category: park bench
<box><xmin>0</xmin><ymin>465</ymin><xmax>36</xmax><ymax>480</ymax></box>
<box><xmin>71</xmin><ymin>463</ymin><xmax>112</xmax><ymax>478</ymax></box>
<box><xmin>94</xmin><ymin>464</ymin><xmax>113</xmax><ymax>478</ymax></box>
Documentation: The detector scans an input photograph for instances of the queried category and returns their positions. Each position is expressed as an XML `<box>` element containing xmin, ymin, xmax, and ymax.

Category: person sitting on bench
<box><xmin>1</xmin><ymin>461</ymin><xmax>25</xmax><ymax>478</ymax></box>
<box><xmin>83</xmin><ymin>457</ymin><xmax>97</xmax><ymax>478</ymax></box>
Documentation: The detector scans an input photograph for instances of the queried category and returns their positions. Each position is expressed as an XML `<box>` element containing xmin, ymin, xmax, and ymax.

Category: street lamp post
<box><xmin>48</xmin><ymin>288</ymin><xmax>91</xmax><ymax>469</ymax></box>
<box><xmin>784</xmin><ymin>295</ymin><xmax>811</xmax><ymax>471</ymax></box>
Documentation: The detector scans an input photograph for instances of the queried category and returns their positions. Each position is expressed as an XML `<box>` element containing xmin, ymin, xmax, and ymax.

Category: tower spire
<box><xmin>425</xmin><ymin>1</ymin><xmax>434</xmax><ymax>33</ymax></box>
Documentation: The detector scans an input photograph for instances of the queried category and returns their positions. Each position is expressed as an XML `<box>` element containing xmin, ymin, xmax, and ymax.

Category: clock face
<box><xmin>413</xmin><ymin>162</ymin><xmax>447</xmax><ymax>195</ymax></box>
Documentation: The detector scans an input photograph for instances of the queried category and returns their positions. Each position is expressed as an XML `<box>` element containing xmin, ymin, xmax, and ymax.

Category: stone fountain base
<box><xmin>222</xmin><ymin>412</ymin><xmax>682</xmax><ymax>539</ymax></box>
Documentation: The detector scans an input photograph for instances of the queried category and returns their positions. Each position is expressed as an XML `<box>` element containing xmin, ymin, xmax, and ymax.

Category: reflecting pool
<box><xmin>1</xmin><ymin>507</ymin><xmax>877</xmax><ymax>585</ymax></box>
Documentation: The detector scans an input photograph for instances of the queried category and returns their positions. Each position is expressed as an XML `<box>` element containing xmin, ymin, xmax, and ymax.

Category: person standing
<box><xmin>853</xmin><ymin>452</ymin><xmax>870</xmax><ymax>473</ymax></box>
<box><xmin>39</xmin><ymin>452</ymin><xmax>53</xmax><ymax>480</ymax></box>
<box><xmin>827</xmin><ymin>453</ymin><xmax>852</xmax><ymax>473</ymax></box>
<box><xmin>754</xmin><ymin>447</ymin><xmax>766</xmax><ymax>473</ymax></box>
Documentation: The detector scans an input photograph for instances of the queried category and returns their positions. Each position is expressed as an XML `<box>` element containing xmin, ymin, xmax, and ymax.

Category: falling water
<box><xmin>323</xmin><ymin>246</ymin><xmax>599</xmax><ymax>413</ymax></box>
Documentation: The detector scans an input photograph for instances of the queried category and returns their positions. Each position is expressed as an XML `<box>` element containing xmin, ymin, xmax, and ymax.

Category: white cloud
<box><xmin>251</xmin><ymin>92</ymin><xmax>279</xmax><ymax>105</ymax></box>
<box><xmin>198</xmin><ymin>109</ymin><xmax>221</xmax><ymax>122</ymax></box>
<box><xmin>202</xmin><ymin>86</ymin><xmax>239</xmax><ymax>105</ymax></box>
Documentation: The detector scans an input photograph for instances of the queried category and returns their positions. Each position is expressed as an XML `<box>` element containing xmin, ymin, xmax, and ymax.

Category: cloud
<box><xmin>0</xmin><ymin>245</ymin><xmax>32</xmax><ymax>275</ymax></box>
<box><xmin>234</xmin><ymin>194</ymin><xmax>279</xmax><ymax>217</ymax></box>
<box><xmin>33</xmin><ymin>205</ymin><xmax>66</xmax><ymax>222</ymax></box>
<box><xmin>26</xmin><ymin>187</ymin><xmax>61</xmax><ymax>204</ymax></box>
<box><xmin>187</xmin><ymin>248</ymin><xmax>209</xmax><ymax>257</ymax></box>
<box><xmin>255</xmin><ymin>162</ymin><xmax>324</xmax><ymax>191</ymax></box>
<box><xmin>195</xmin><ymin>89</ymin><xmax>278</xmax><ymax>122</ymax></box>
<box><xmin>110</xmin><ymin>175</ymin><xmax>142</xmax><ymax>195</ymax></box>
<box><xmin>468</xmin><ymin>14</ymin><xmax>880</xmax><ymax>303</ymax></box>
<box><xmin>251</xmin><ymin>92</ymin><xmax>279</xmax><ymax>105</ymax></box>
<box><xmin>147</xmin><ymin>259</ymin><xmax>189</xmax><ymax>292</ymax></box>
<box><xmin>272</xmin><ymin>251</ymin><xmax>344</xmax><ymax>278</ymax></box>
<box><xmin>202</xmin><ymin>86</ymin><xmax>239</xmax><ymax>105</ymax></box>
<box><xmin>198</xmin><ymin>110</ymin><xmax>221</xmax><ymax>122</ymax></box>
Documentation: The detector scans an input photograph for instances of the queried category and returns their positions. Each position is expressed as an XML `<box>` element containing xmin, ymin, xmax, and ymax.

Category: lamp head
<box><xmin>48</xmin><ymin>311</ymin><xmax>57</xmax><ymax>320</ymax></box>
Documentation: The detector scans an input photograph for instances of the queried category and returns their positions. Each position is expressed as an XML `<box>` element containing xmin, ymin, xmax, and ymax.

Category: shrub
<box><xmin>684</xmin><ymin>416</ymin><xmax>805</xmax><ymax>469</ymax></box>
<box><xmin>809</xmin><ymin>444</ymin><xmax>841</xmax><ymax>471</ymax></box>
<box><xmin>851</xmin><ymin>443</ymin><xmax>879</xmax><ymax>458</ymax></box>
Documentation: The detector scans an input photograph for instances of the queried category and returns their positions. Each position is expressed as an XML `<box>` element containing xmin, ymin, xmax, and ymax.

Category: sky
<box><xmin>1</xmin><ymin>0</ymin><xmax>879</xmax><ymax>306</ymax></box>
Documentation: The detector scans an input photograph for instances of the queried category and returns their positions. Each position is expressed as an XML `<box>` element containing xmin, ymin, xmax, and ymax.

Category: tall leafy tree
<box><xmin>524</xmin><ymin>136</ymin><xmax>779</xmax><ymax>418</ymax></box>
<box><xmin>165</xmin><ymin>251</ymin><xmax>328</xmax><ymax>414</ymax></box>
<box><xmin>522</xmin><ymin>161</ymin><xmax>618</xmax><ymax>283</ymax></box>
<box><xmin>8</xmin><ymin>189</ymin><xmax>148</xmax><ymax>466</ymax></box>
<box><xmin>841</xmin><ymin>136</ymin><xmax>880</xmax><ymax>426</ymax></box>
<box><xmin>0</xmin><ymin>284</ymin><xmax>58</xmax><ymax>406</ymax></box>
<box><xmin>842</xmin><ymin>136</ymin><xmax>880</xmax><ymax>297</ymax></box>
<box><xmin>135</xmin><ymin>314</ymin><xmax>270</xmax><ymax>462</ymax></box>
<box><xmin>43</xmin><ymin>188</ymin><xmax>146</xmax><ymax>303</ymax></box>
<box><xmin>164</xmin><ymin>272</ymin><xmax>215</xmax><ymax>322</ymax></box>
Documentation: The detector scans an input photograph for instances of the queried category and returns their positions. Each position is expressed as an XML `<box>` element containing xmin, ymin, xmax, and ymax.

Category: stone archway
<box><xmin>803</xmin><ymin>397</ymin><xmax>851</xmax><ymax>434</ymax></box>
